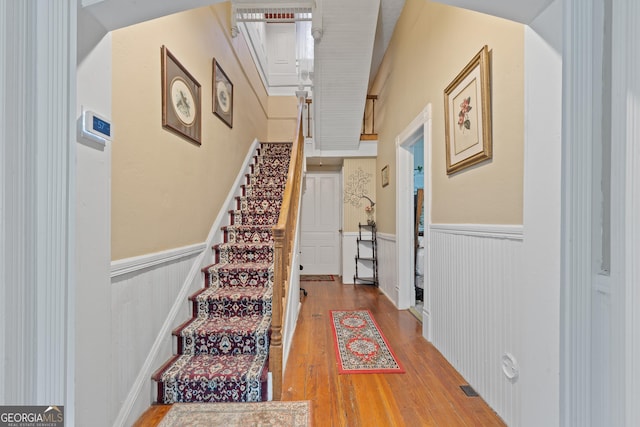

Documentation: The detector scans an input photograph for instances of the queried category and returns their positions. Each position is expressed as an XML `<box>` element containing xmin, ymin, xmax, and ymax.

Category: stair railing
<box><xmin>360</xmin><ymin>94</ymin><xmax>378</xmax><ymax>140</ymax></box>
<box><xmin>270</xmin><ymin>96</ymin><xmax>305</xmax><ymax>400</ymax></box>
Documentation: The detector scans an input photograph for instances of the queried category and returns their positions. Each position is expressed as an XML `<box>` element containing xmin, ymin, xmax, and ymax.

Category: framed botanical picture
<box><xmin>381</xmin><ymin>164</ymin><xmax>389</xmax><ymax>187</ymax></box>
<box><xmin>444</xmin><ymin>45</ymin><xmax>492</xmax><ymax>174</ymax></box>
<box><xmin>161</xmin><ymin>45</ymin><xmax>202</xmax><ymax>145</ymax></box>
<box><xmin>212</xmin><ymin>58</ymin><xmax>233</xmax><ymax>128</ymax></box>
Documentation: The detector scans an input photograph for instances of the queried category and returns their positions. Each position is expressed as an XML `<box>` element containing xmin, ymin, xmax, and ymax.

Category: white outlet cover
<box><xmin>501</xmin><ymin>352</ymin><xmax>519</xmax><ymax>381</ymax></box>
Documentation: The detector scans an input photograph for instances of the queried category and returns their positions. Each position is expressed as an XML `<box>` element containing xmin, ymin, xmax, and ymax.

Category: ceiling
<box><xmin>83</xmin><ymin>0</ymin><xmax>555</xmax><ymax>153</ymax></box>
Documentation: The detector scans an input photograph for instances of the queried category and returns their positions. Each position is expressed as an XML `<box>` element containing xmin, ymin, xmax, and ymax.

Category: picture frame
<box><xmin>444</xmin><ymin>45</ymin><xmax>492</xmax><ymax>174</ymax></box>
<box><xmin>381</xmin><ymin>165</ymin><xmax>389</xmax><ymax>187</ymax></box>
<box><xmin>212</xmin><ymin>58</ymin><xmax>233</xmax><ymax>128</ymax></box>
<box><xmin>161</xmin><ymin>45</ymin><xmax>202</xmax><ymax>145</ymax></box>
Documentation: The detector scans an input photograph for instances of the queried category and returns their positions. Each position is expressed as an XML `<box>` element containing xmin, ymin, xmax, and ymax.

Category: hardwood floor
<box><xmin>133</xmin><ymin>278</ymin><xmax>505</xmax><ymax>426</ymax></box>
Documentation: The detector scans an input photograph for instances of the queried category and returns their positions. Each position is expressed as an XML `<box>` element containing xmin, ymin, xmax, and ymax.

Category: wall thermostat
<box><xmin>79</xmin><ymin>108</ymin><xmax>112</xmax><ymax>145</ymax></box>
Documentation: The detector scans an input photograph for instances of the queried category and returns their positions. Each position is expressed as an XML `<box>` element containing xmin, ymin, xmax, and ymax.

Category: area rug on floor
<box><xmin>300</xmin><ymin>274</ymin><xmax>334</xmax><ymax>281</ymax></box>
<box><xmin>158</xmin><ymin>401</ymin><xmax>311</xmax><ymax>427</ymax></box>
<box><xmin>330</xmin><ymin>310</ymin><xmax>405</xmax><ymax>374</ymax></box>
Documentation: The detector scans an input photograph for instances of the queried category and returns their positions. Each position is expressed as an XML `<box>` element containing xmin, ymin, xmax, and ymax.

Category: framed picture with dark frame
<box><xmin>161</xmin><ymin>45</ymin><xmax>202</xmax><ymax>145</ymax></box>
<box><xmin>212</xmin><ymin>58</ymin><xmax>233</xmax><ymax>128</ymax></box>
<box><xmin>381</xmin><ymin>164</ymin><xmax>389</xmax><ymax>187</ymax></box>
<box><xmin>444</xmin><ymin>45</ymin><xmax>492</xmax><ymax>174</ymax></box>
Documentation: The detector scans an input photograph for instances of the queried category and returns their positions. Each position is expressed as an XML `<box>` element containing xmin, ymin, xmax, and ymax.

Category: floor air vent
<box><xmin>460</xmin><ymin>385</ymin><xmax>479</xmax><ymax>397</ymax></box>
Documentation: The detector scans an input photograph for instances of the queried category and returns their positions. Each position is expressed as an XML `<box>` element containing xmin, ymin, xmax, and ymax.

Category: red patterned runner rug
<box><xmin>330</xmin><ymin>310</ymin><xmax>405</xmax><ymax>374</ymax></box>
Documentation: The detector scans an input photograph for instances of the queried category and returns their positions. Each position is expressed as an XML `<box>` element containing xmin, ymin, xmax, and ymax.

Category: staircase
<box><xmin>152</xmin><ymin>142</ymin><xmax>292</xmax><ymax>403</ymax></box>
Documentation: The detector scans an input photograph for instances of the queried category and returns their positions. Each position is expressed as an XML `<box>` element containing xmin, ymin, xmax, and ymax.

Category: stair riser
<box><xmin>216</xmin><ymin>245</ymin><xmax>273</xmax><ymax>264</ymax></box>
<box><xmin>258</xmin><ymin>144</ymin><xmax>292</xmax><ymax>156</ymax></box>
<box><xmin>230</xmin><ymin>211</ymin><xmax>279</xmax><ymax>226</ymax></box>
<box><xmin>224</xmin><ymin>228</ymin><xmax>274</xmax><ymax>244</ymax></box>
<box><xmin>193</xmin><ymin>297</ymin><xmax>272</xmax><ymax>318</ymax></box>
<box><xmin>250</xmin><ymin>163</ymin><xmax>290</xmax><ymax>176</ymax></box>
<box><xmin>159</xmin><ymin>378</ymin><xmax>265</xmax><ymax>404</ymax></box>
<box><xmin>237</xmin><ymin>197</ymin><xmax>282</xmax><ymax>214</ymax></box>
<box><xmin>242</xmin><ymin>185</ymin><xmax>285</xmax><ymax>198</ymax></box>
<box><xmin>206</xmin><ymin>267</ymin><xmax>272</xmax><ymax>288</ymax></box>
<box><xmin>177</xmin><ymin>330</ymin><xmax>269</xmax><ymax>356</ymax></box>
<box><xmin>249</xmin><ymin>175</ymin><xmax>288</xmax><ymax>187</ymax></box>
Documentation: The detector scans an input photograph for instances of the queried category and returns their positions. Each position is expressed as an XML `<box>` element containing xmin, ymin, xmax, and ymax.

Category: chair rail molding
<box><xmin>111</xmin><ymin>243</ymin><xmax>207</xmax><ymax>278</ymax></box>
<box><xmin>430</xmin><ymin>224</ymin><xmax>523</xmax><ymax>240</ymax></box>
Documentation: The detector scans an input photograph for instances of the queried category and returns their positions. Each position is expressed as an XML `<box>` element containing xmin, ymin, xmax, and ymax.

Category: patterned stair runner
<box><xmin>153</xmin><ymin>142</ymin><xmax>291</xmax><ymax>403</ymax></box>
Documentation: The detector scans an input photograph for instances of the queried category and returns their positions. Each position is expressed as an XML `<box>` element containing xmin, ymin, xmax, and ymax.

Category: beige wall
<box><xmin>371</xmin><ymin>0</ymin><xmax>524</xmax><ymax>232</ymax></box>
<box><xmin>268</xmin><ymin>96</ymin><xmax>298</xmax><ymax>141</ymax></box>
<box><xmin>343</xmin><ymin>158</ymin><xmax>377</xmax><ymax>232</ymax></box>
<box><xmin>112</xmin><ymin>4</ymin><xmax>275</xmax><ymax>260</ymax></box>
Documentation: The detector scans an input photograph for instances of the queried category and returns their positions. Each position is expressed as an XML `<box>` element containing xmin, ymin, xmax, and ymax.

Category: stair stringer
<box><xmin>113</xmin><ymin>138</ymin><xmax>260</xmax><ymax>427</ymax></box>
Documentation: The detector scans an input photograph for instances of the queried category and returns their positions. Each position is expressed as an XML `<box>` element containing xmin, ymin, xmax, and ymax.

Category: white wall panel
<box><xmin>521</xmin><ymin>4</ymin><xmax>562</xmax><ymax>425</ymax></box>
<box><xmin>76</xmin><ymin>27</ymin><xmax>112</xmax><ymax>426</ymax></box>
<box><xmin>111</xmin><ymin>249</ymin><xmax>202</xmax><ymax>426</ymax></box>
<box><xmin>430</xmin><ymin>225</ymin><xmax>523</xmax><ymax>426</ymax></box>
<box><xmin>342</xmin><ymin>232</ymin><xmax>357</xmax><ymax>283</ymax></box>
<box><xmin>377</xmin><ymin>233</ymin><xmax>397</xmax><ymax>305</ymax></box>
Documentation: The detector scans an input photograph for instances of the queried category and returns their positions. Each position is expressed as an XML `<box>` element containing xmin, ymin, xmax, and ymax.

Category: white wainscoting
<box><xmin>430</xmin><ymin>224</ymin><xmax>523</xmax><ymax>426</ymax></box>
<box><xmin>341</xmin><ymin>232</ymin><xmax>358</xmax><ymax>283</ymax></box>
<box><xmin>111</xmin><ymin>248</ymin><xmax>204</xmax><ymax>426</ymax></box>
<box><xmin>376</xmin><ymin>233</ymin><xmax>398</xmax><ymax>305</ymax></box>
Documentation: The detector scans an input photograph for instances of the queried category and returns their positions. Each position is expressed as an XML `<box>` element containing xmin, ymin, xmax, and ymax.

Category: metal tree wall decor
<box><xmin>344</xmin><ymin>167</ymin><xmax>373</xmax><ymax>207</ymax></box>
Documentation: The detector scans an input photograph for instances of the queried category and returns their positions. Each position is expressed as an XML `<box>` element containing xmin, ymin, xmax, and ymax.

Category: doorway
<box><xmin>413</xmin><ymin>137</ymin><xmax>425</xmax><ymax>318</ymax></box>
<box><xmin>300</xmin><ymin>171</ymin><xmax>342</xmax><ymax>274</ymax></box>
<box><xmin>396</xmin><ymin>104</ymin><xmax>432</xmax><ymax>340</ymax></box>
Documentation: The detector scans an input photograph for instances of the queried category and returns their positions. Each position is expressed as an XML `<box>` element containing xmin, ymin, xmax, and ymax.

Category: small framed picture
<box><xmin>444</xmin><ymin>45</ymin><xmax>492</xmax><ymax>174</ymax></box>
<box><xmin>212</xmin><ymin>58</ymin><xmax>233</xmax><ymax>128</ymax></box>
<box><xmin>381</xmin><ymin>164</ymin><xmax>389</xmax><ymax>187</ymax></box>
<box><xmin>161</xmin><ymin>45</ymin><xmax>201</xmax><ymax>145</ymax></box>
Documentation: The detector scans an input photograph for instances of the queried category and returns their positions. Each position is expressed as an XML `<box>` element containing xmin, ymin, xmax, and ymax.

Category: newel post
<box><xmin>270</xmin><ymin>227</ymin><xmax>285</xmax><ymax>400</ymax></box>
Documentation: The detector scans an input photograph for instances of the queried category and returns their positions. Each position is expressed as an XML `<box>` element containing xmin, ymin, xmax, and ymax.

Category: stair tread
<box><xmin>215</xmin><ymin>242</ymin><xmax>273</xmax><ymax>249</ymax></box>
<box><xmin>206</xmin><ymin>261</ymin><xmax>272</xmax><ymax>272</ymax></box>
<box><xmin>159</xmin><ymin>353</ymin><xmax>267</xmax><ymax>381</ymax></box>
<box><xmin>176</xmin><ymin>314</ymin><xmax>271</xmax><ymax>336</ymax></box>
<box><xmin>193</xmin><ymin>285</ymin><xmax>273</xmax><ymax>301</ymax></box>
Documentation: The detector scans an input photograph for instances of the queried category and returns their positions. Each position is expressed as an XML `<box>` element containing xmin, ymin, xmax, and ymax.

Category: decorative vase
<box><xmin>366</xmin><ymin>212</ymin><xmax>375</xmax><ymax>226</ymax></box>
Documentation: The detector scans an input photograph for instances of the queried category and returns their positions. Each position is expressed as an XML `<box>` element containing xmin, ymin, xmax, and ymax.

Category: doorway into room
<box><xmin>396</xmin><ymin>104</ymin><xmax>432</xmax><ymax>340</ymax></box>
<box><xmin>412</xmin><ymin>137</ymin><xmax>425</xmax><ymax>319</ymax></box>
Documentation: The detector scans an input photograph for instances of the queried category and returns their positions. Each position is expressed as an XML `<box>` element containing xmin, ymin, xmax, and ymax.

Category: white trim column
<box><xmin>0</xmin><ymin>0</ymin><xmax>6</xmax><ymax>404</ymax></box>
<box><xmin>0</xmin><ymin>0</ymin><xmax>76</xmax><ymax>416</ymax></box>
<box><xmin>561</xmin><ymin>0</ymin><xmax>594</xmax><ymax>425</ymax></box>
<box><xmin>613</xmin><ymin>1</ymin><xmax>640</xmax><ymax>425</ymax></box>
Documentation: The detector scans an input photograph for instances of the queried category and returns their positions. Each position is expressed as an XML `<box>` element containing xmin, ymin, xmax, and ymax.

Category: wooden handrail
<box><xmin>270</xmin><ymin>96</ymin><xmax>305</xmax><ymax>400</ymax></box>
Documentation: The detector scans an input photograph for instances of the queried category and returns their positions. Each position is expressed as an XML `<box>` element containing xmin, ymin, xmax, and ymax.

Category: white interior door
<box><xmin>300</xmin><ymin>172</ymin><xmax>341</xmax><ymax>274</ymax></box>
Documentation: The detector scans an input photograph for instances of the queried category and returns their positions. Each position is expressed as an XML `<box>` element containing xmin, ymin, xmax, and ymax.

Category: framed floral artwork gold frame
<box><xmin>161</xmin><ymin>45</ymin><xmax>202</xmax><ymax>145</ymax></box>
<box><xmin>212</xmin><ymin>58</ymin><xmax>233</xmax><ymax>128</ymax></box>
<box><xmin>444</xmin><ymin>45</ymin><xmax>492</xmax><ymax>174</ymax></box>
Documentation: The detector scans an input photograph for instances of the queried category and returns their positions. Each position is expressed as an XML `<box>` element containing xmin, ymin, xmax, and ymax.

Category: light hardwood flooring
<box><xmin>134</xmin><ymin>277</ymin><xmax>505</xmax><ymax>426</ymax></box>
